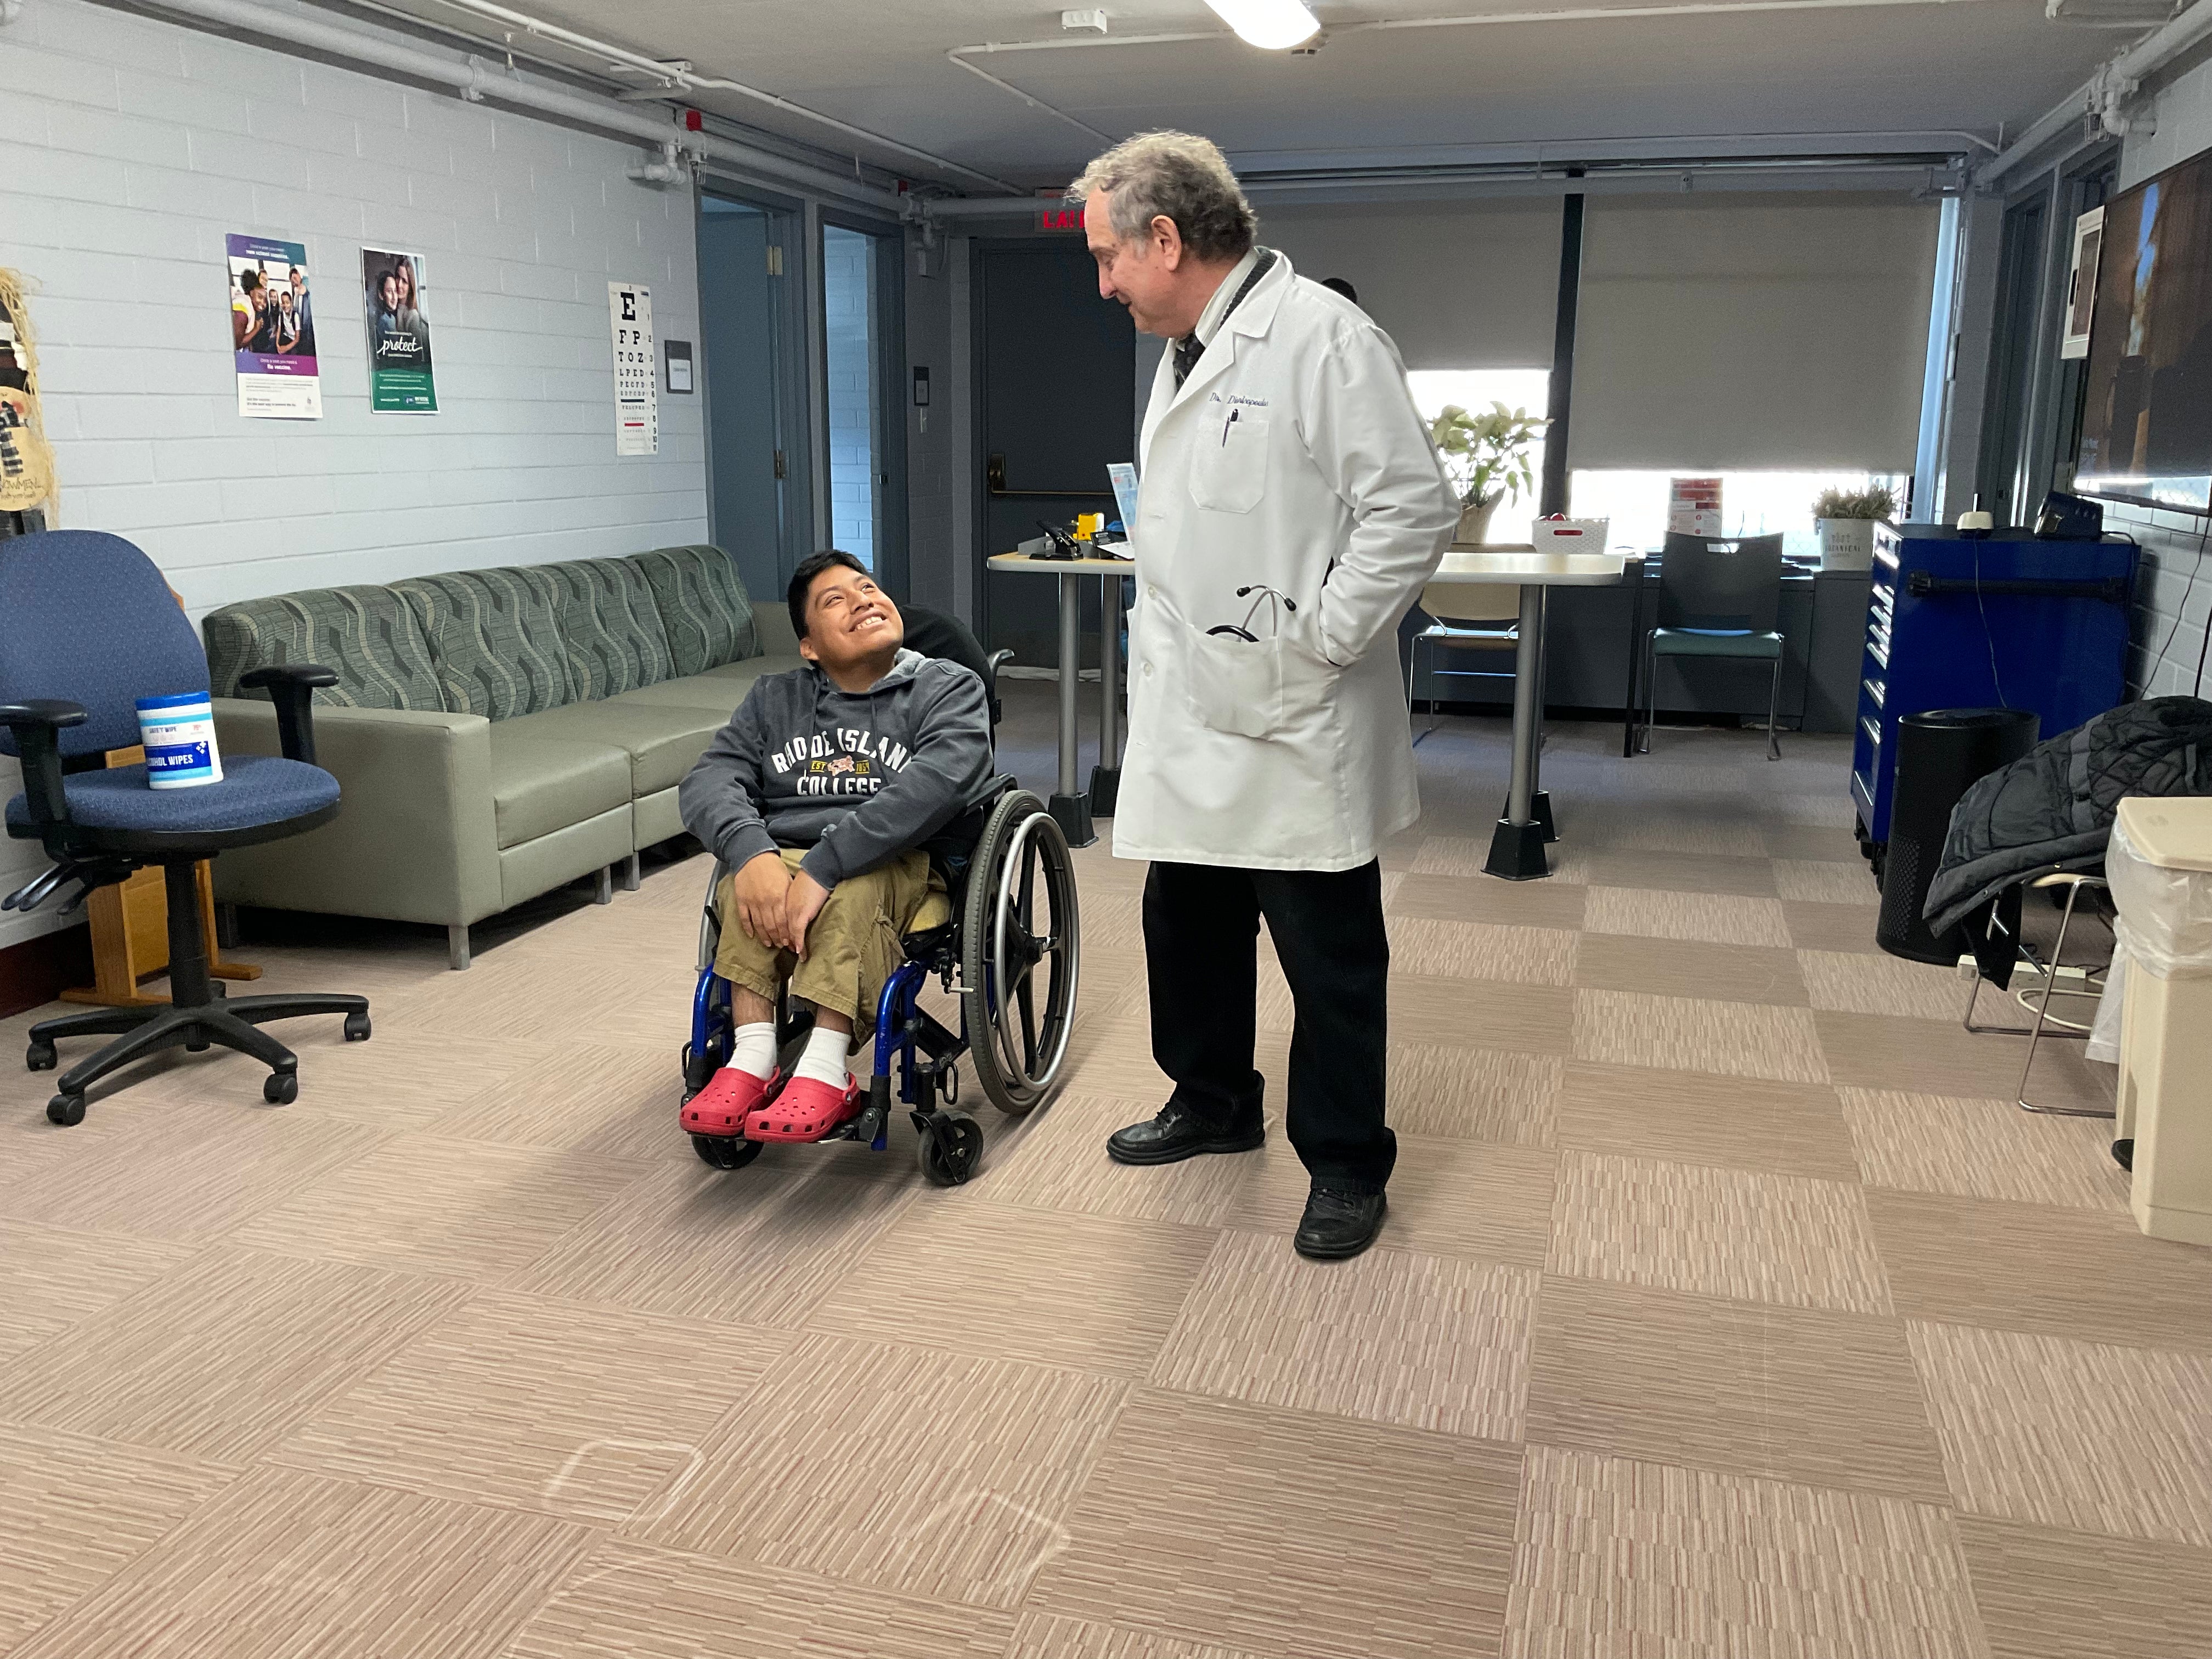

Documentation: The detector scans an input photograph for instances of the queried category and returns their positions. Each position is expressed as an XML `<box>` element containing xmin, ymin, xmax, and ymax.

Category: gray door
<box><xmin>699</xmin><ymin>194</ymin><xmax>800</xmax><ymax>608</ymax></box>
<box><xmin>975</xmin><ymin>240</ymin><xmax>1135</xmax><ymax>666</ymax></box>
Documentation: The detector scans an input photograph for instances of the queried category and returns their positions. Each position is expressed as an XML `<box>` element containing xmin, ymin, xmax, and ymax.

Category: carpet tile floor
<box><xmin>0</xmin><ymin>694</ymin><xmax>2204</xmax><ymax>1658</ymax></box>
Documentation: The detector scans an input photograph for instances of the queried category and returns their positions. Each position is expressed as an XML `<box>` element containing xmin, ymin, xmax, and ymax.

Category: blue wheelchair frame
<box><xmin>687</xmin><ymin>934</ymin><xmax>970</xmax><ymax>1154</ymax></box>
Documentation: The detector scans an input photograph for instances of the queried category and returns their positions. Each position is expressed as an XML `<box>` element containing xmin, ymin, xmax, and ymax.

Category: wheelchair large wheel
<box><xmin>961</xmin><ymin>789</ymin><xmax>1079</xmax><ymax>1116</ymax></box>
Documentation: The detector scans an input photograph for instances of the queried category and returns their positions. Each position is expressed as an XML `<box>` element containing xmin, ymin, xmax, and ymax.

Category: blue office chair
<box><xmin>1637</xmin><ymin>531</ymin><xmax>1787</xmax><ymax>761</ymax></box>
<box><xmin>2</xmin><ymin>531</ymin><xmax>368</xmax><ymax>1125</ymax></box>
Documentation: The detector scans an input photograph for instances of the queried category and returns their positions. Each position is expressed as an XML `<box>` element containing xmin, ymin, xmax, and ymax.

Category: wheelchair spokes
<box><xmin>969</xmin><ymin>792</ymin><xmax>1078</xmax><ymax>1115</ymax></box>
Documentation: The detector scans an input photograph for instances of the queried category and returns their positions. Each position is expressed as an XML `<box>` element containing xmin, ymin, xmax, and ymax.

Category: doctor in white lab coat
<box><xmin>1074</xmin><ymin>132</ymin><xmax>1458</xmax><ymax>1260</ymax></box>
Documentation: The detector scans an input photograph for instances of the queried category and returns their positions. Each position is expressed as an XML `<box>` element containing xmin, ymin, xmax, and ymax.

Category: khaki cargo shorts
<box><xmin>714</xmin><ymin>847</ymin><xmax>952</xmax><ymax>1026</ymax></box>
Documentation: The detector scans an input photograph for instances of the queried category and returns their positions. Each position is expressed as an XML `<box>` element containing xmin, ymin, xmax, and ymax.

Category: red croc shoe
<box><xmin>743</xmin><ymin>1073</ymin><xmax>864</xmax><ymax>1142</ymax></box>
<box><xmin>681</xmin><ymin>1066</ymin><xmax>783</xmax><ymax>1138</ymax></box>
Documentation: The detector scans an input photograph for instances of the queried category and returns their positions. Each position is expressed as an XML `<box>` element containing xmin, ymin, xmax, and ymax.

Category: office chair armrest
<box><xmin>0</xmin><ymin>701</ymin><xmax>87</xmax><ymax>838</ymax></box>
<box><xmin>238</xmin><ymin>663</ymin><xmax>338</xmax><ymax>766</ymax></box>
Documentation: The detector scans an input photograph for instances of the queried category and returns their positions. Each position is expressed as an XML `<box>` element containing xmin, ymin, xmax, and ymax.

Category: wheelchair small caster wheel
<box><xmin>46</xmin><ymin>1092</ymin><xmax>85</xmax><ymax>1127</ymax></box>
<box><xmin>343</xmin><ymin>1012</ymin><xmax>371</xmax><ymax>1042</ymax></box>
<box><xmin>691</xmin><ymin>1133</ymin><xmax>762</xmax><ymax>1171</ymax></box>
<box><xmin>917</xmin><ymin>1110</ymin><xmax>982</xmax><ymax>1186</ymax></box>
<box><xmin>26</xmin><ymin>1040</ymin><xmax>57</xmax><ymax>1073</ymax></box>
<box><xmin>263</xmin><ymin>1071</ymin><xmax>298</xmax><ymax>1105</ymax></box>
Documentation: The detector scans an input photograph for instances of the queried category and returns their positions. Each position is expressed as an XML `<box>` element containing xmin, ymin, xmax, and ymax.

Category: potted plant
<box><xmin>1430</xmin><ymin>403</ymin><xmax>1548</xmax><ymax>546</ymax></box>
<box><xmin>1812</xmin><ymin>484</ymin><xmax>1898</xmax><ymax>571</ymax></box>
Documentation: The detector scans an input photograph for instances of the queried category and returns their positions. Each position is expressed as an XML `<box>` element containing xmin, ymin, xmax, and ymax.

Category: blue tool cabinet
<box><xmin>1850</xmin><ymin>523</ymin><xmax>2138</xmax><ymax>849</ymax></box>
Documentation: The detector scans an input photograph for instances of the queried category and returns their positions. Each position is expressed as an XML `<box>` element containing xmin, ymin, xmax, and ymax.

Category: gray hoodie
<box><xmin>677</xmin><ymin>647</ymin><xmax>994</xmax><ymax>890</ymax></box>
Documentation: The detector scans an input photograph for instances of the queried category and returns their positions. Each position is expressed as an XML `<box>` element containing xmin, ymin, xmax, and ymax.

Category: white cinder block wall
<box><xmin>0</xmin><ymin>0</ymin><xmax>711</xmax><ymax>950</ymax></box>
<box><xmin>2111</xmin><ymin>54</ymin><xmax>2212</xmax><ymax>702</ymax></box>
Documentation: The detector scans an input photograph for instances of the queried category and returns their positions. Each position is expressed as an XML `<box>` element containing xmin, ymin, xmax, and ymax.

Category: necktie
<box><xmin>1171</xmin><ymin>249</ymin><xmax>1277</xmax><ymax>391</ymax></box>
<box><xmin>1172</xmin><ymin>333</ymin><xmax>1204</xmax><ymax>389</ymax></box>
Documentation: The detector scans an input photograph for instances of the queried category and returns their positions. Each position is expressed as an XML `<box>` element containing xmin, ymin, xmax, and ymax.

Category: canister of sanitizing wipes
<box><xmin>135</xmin><ymin>692</ymin><xmax>223</xmax><ymax>789</ymax></box>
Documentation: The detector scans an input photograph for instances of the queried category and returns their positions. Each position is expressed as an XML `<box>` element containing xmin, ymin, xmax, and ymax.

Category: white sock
<box><xmin>794</xmin><ymin>1022</ymin><xmax>853</xmax><ymax>1091</ymax></box>
<box><xmin>724</xmin><ymin>1021</ymin><xmax>778</xmax><ymax>1081</ymax></box>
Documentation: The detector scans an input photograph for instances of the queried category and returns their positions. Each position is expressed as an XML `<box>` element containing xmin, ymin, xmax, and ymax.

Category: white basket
<box><xmin>1530</xmin><ymin>518</ymin><xmax>1609</xmax><ymax>553</ymax></box>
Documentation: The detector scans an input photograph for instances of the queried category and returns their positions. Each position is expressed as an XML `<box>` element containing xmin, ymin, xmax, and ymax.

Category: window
<box><xmin>1567</xmin><ymin>470</ymin><xmax>1911</xmax><ymax>557</ymax></box>
<box><xmin>1405</xmin><ymin>369</ymin><xmax>1551</xmax><ymax>543</ymax></box>
<box><xmin>821</xmin><ymin>224</ymin><xmax>879</xmax><ymax>569</ymax></box>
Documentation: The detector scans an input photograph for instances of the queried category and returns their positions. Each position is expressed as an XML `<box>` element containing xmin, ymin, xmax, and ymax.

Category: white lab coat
<box><xmin>1114</xmin><ymin>253</ymin><xmax>1459</xmax><ymax>872</ymax></box>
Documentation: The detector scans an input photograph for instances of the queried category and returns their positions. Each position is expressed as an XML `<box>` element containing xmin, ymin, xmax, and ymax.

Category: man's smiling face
<box><xmin>799</xmin><ymin>562</ymin><xmax>904</xmax><ymax>676</ymax></box>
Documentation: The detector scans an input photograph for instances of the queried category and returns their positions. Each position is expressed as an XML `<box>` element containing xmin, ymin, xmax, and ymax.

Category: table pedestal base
<box><xmin>1532</xmin><ymin>789</ymin><xmax>1556</xmax><ymax>844</ymax></box>
<box><xmin>1088</xmin><ymin>765</ymin><xmax>1120</xmax><ymax>819</ymax></box>
<box><xmin>1485</xmin><ymin>817</ymin><xmax>1550</xmax><ymax>881</ymax></box>
<box><xmin>1050</xmin><ymin>793</ymin><xmax>1096</xmax><ymax>849</ymax></box>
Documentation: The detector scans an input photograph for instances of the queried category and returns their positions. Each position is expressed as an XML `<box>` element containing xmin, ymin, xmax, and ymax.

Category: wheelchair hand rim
<box><xmin>985</xmin><ymin>806</ymin><xmax>1077</xmax><ymax>1101</ymax></box>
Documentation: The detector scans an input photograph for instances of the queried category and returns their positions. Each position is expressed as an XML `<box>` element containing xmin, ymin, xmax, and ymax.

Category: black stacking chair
<box><xmin>2</xmin><ymin>531</ymin><xmax>368</xmax><ymax>1125</ymax></box>
<box><xmin>1636</xmin><ymin>531</ymin><xmax>1787</xmax><ymax>760</ymax></box>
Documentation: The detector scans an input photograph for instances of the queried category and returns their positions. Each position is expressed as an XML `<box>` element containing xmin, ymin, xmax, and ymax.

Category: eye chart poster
<box><xmin>608</xmin><ymin>281</ymin><xmax>658</xmax><ymax>455</ymax></box>
<box><xmin>227</xmin><ymin>233</ymin><xmax>321</xmax><ymax>420</ymax></box>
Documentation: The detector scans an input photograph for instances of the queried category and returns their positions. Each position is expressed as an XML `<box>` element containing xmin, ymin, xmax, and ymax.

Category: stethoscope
<box><xmin>1206</xmin><ymin>584</ymin><xmax>1298</xmax><ymax>643</ymax></box>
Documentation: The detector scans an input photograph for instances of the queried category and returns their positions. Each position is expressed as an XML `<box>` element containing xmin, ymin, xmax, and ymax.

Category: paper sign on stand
<box><xmin>1668</xmin><ymin>477</ymin><xmax>1722</xmax><ymax>536</ymax></box>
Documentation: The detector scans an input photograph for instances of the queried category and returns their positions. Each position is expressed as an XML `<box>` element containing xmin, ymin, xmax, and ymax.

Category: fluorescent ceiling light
<box><xmin>1204</xmin><ymin>0</ymin><xmax>1322</xmax><ymax>50</ymax></box>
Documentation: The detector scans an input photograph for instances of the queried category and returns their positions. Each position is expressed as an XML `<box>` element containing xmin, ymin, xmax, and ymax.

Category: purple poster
<box><xmin>226</xmin><ymin>233</ymin><xmax>320</xmax><ymax>420</ymax></box>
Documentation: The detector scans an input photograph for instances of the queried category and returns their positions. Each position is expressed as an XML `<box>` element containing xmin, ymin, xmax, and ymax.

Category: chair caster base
<box><xmin>47</xmin><ymin>1092</ymin><xmax>86</xmax><ymax>1126</ymax></box>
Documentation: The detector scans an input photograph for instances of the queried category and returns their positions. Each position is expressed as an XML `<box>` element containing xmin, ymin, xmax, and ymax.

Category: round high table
<box><xmin>1427</xmin><ymin>544</ymin><xmax>1629</xmax><ymax>879</ymax></box>
<box><xmin>985</xmin><ymin>549</ymin><xmax>1135</xmax><ymax>848</ymax></box>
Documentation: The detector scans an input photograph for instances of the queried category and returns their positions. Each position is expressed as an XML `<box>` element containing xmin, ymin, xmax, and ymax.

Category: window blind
<box><xmin>1261</xmin><ymin>198</ymin><xmax>1562</xmax><ymax>371</ymax></box>
<box><xmin>1567</xmin><ymin>192</ymin><xmax>1940</xmax><ymax>470</ymax></box>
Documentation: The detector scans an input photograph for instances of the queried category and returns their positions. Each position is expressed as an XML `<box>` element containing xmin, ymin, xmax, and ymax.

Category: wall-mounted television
<box><xmin>2075</xmin><ymin>147</ymin><xmax>2212</xmax><ymax>514</ymax></box>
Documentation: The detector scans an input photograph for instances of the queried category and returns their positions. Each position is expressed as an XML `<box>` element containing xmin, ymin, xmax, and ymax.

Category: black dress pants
<box><xmin>1143</xmin><ymin>858</ymin><xmax>1395</xmax><ymax>1193</ymax></box>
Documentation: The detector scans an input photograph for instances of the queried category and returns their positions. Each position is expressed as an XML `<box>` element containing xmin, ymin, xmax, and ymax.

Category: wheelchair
<box><xmin>680</xmin><ymin>773</ymin><xmax>1081</xmax><ymax>1184</ymax></box>
<box><xmin>679</xmin><ymin>602</ymin><xmax>1082</xmax><ymax>1181</ymax></box>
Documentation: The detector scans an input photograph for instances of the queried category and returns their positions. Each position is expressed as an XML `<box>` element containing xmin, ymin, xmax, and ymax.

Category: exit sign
<box><xmin>1036</xmin><ymin>205</ymin><xmax>1085</xmax><ymax>231</ymax></box>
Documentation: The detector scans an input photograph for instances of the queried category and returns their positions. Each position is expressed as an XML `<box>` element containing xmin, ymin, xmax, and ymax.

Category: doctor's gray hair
<box><xmin>1068</xmin><ymin>132</ymin><xmax>1257</xmax><ymax>264</ymax></box>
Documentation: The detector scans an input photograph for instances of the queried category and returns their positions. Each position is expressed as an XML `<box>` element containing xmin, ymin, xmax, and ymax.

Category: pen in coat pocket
<box><xmin>1222</xmin><ymin>407</ymin><xmax>1239</xmax><ymax>446</ymax></box>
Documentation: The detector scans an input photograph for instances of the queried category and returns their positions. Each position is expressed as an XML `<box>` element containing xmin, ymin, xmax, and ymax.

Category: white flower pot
<box><xmin>1817</xmin><ymin>517</ymin><xmax>1875</xmax><ymax>571</ymax></box>
<box><xmin>1453</xmin><ymin>495</ymin><xmax>1500</xmax><ymax>548</ymax></box>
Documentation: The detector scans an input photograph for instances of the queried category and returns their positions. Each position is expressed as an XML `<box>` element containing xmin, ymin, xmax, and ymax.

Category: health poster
<box><xmin>226</xmin><ymin>233</ymin><xmax>320</xmax><ymax>420</ymax></box>
<box><xmin>608</xmin><ymin>280</ymin><xmax>658</xmax><ymax>455</ymax></box>
<box><xmin>363</xmin><ymin>248</ymin><xmax>438</xmax><ymax>414</ymax></box>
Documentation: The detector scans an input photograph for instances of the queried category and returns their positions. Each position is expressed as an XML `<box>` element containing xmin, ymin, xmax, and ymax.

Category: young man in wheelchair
<box><xmin>676</xmin><ymin>550</ymin><xmax>994</xmax><ymax>1142</ymax></box>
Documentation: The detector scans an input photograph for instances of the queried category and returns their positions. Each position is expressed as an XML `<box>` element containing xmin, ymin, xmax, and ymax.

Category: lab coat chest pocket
<box><xmin>1190</xmin><ymin>408</ymin><xmax>1270</xmax><ymax>514</ymax></box>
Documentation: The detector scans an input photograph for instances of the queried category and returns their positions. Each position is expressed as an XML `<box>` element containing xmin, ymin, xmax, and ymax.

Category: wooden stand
<box><xmin>57</xmin><ymin>744</ymin><xmax>259</xmax><ymax>1008</ymax></box>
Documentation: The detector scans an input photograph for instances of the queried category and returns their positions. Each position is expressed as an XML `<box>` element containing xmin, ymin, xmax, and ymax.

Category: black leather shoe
<box><xmin>1105</xmin><ymin>1099</ymin><xmax>1265</xmax><ymax>1165</ymax></box>
<box><xmin>1294</xmin><ymin>1184</ymin><xmax>1387</xmax><ymax>1260</ymax></box>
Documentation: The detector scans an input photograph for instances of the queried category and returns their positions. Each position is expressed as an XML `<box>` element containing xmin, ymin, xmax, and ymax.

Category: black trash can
<box><xmin>1877</xmin><ymin>708</ymin><xmax>2040</xmax><ymax>964</ymax></box>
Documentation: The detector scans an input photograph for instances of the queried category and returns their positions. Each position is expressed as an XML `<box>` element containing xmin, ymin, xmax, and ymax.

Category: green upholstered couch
<box><xmin>202</xmin><ymin>544</ymin><xmax>802</xmax><ymax>968</ymax></box>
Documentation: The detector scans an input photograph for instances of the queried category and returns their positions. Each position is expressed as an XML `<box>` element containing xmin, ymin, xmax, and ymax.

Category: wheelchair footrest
<box><xmin>744</xmin><ymin>1074</ymin><xmax>864</xmax><ymax>1142</ymax></box>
